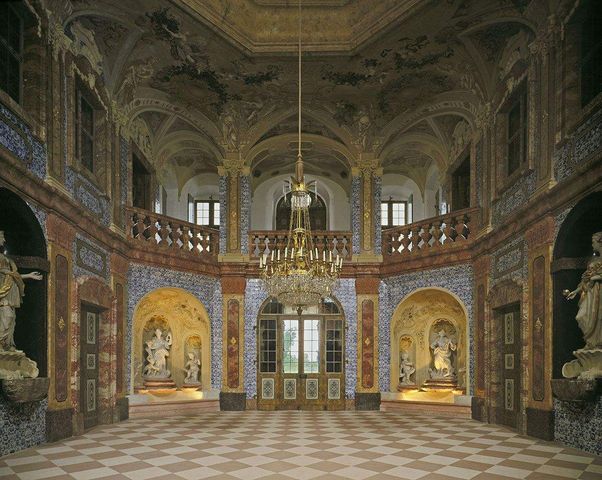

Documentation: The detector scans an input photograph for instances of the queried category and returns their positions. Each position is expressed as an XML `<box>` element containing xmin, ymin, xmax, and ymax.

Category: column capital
<box><xmin>218</xmin><ymin>155</ymin><xmax>250</xmax><ymax>176</ymax></box>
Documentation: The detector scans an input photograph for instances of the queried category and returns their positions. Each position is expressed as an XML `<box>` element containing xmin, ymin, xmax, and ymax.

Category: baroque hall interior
<box><xmin>0</xmin><ymin>0</ymin><xmax>601</xmax><ymax>478</ymax></box>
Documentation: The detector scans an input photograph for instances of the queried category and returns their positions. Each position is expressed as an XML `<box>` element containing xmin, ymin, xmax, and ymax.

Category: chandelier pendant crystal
<box><xmin>259</xmin><ymin>0</ymin><xmax>343</xmax><ymax>308</ymax></box>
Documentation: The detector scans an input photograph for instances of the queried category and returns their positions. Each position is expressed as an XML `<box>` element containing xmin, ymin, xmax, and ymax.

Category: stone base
<box><xmin>471</xmin><ymin>396</ymin><xmax>486</xmax><ymax>422</ymax></box>
<box><xmin>0</xmin><ymin>350</ymin><xmax>39</xmax><ymax>380</ymax></box>
<box><xmin>421</xmin><ymin>377</ymin><xmax>458</xmax><ymax>391</ymax></box>
<box><xmin>551</xmin><ymin>378</ymin><xmax>602</xmax><ymax>403</ymax></box>
<box><xmin>562</xmin><ymin>348</ymin><xmax>602</xmax><ymax>380</ymax></box>
<box><xmin>355</xmin><ymin>392</ymin><xmax>381</xmax><ymax>410</ymax></box>
<box><xmin>182</xmin><ymin>383</ymin><xmax>202</xmax><ymax>390</ymax></box>
<box><xmin>526</xmin><ymin>407</ymin><xmax>554</xmax><ymax>441</ymax></box>
<box><xmin>143</xmin><ymin>378</ymin><xmax>176</xmax><ymax>390</ymax></box>
<box><xmin>1</xmin><ymin>377</ymin><xmax>49</xmax><ymax>403</ymax></box>
<box><xmin>117</xmin><ymin>397</ymin><xmax>129</xmax><ymax>421</ymax></box>
<box><xmin>46</xmin><ymin>408</ymin><xmax>73</xmax><ymax>442</ymax></box>
<box><xmin>397</xmin><ymin>383</ymin><xmax>418</xmax><ymax>391</ymax></box>
<box><xmin>220</xmin><ymin>392</ymin><xmax>246</xmax><ymax>411</ymax></box>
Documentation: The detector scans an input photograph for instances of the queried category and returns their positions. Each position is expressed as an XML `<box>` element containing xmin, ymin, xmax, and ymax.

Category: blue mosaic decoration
<box><xmin>379</xmin><ymin>264</ymin><xmax>474</xmax><ymax>394</ymax></box>
<box><xmin>26</xmin><ymin>201</ymin><xmax>47</xmax><ymax>240</ymax></box>
<box><xmin>491</xmin><ymin>170</ymin><xmax>536</xmax><ymax>227</ymax></box>
<box><xmin>73</xmin><ymin>233</ymin><xmax>110</xmax><ymax>280</ymax></box>
<box><xmin>475</xmin><ymin>140</ymin><xmax>483</xmax><ymax>207</ymax></box>
<box><xmin>554</xmin><ymin>397</ymin><xmax>602</xmax><ymax>456</ymax></box>
<box><xmin>127</xmin><ymin>263</ymin><xmax>222</xmax><ymax>392</ymax></box>
<box><xmin>119</xmin><ymin>137</ymin><xmax>129</xmax><ymax>227</ymax></box>
<box><xmin>65</xmin><ymin>167</ymin><xmax>111</xmax><ymax>227</ymax></box>
<box><xmin>0</xmin><ymin>397</ymin><xmax>47</xmax><ymax>456</ymax></box>
<box><xmin>333</xmin><ymin>279</ymin><xmax>357</xmax><ymax>398</ymax></box>
<box><xmin>554</xmin><ymin>108</ymin><xmax>602</xmax><ymax>183</ymax></box>
<box><xmin>351</xmin><ymin>175</ymin><xmax>361</xmax><ymax>255</ymax></box>
<box><xmin>0</xmin><ymin>102</ymin><xmax>47</xmax><ymax>179</ymax></box>
<box><xmin>373</xmin><ymin>175</ymin><xmax>382</xmax><ymax>255</ymax></box>
<box><xmin>240</xmin><ymin>175</ymin><xmax>251</xmax><ymax>255</ymax></box>
<box><xmin>219</xmin><ymin>175</ymin><xmax>227</xmax><ymax>254</ymax></box>
<box><xmin>491</xmin><ymin>236</ymin><xmax>526</xmax><ymax>283</ymax></box>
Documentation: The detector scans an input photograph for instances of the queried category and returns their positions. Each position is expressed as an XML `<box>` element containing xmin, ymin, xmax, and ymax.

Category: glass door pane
<box><xmin>304</xmin><ymin>319</ymin><xmax>319</xmax><ymax>373</ymax></box>
<box><xmin>283</xmin><ymin>319</ymin><xmax>299</xmax><ymax>373</ymax></box>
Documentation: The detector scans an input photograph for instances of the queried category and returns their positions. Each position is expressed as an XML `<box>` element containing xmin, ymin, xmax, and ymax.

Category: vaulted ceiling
<box><xmin>53</xmin><ymin>0</ymin><xmax>545</xmax><ymax>193</ymax></box>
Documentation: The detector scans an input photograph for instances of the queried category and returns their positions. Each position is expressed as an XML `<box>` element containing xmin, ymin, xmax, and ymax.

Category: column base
<box><xmin>526</xmin><ymin>407</ymin><xmax>554</xmax><ymax>440</ymax></box>
<box><xmin>355</xmin><ymin>392</ymin><xmax>381</xmax><ymax>410</ymax></box>
<box><xmin>352</xmin><ymin>254</ymin><xmax>383</xmax><ymax>263</ymax></box>
<box><xmin>471</xmin><ymin>396</ymin><xmax>486</xmax><ymax>422</ymax></box>
<box><xmin>117</xmin><ymin>396</ymin><xmax>129</xmax><ymax>421</ymax></box>
<box><xmin>220</xmin><ymin>392</ymin><xmax>246</xmax><ymax>411</ymax></box>
<box><xmin>46</xmin><ymin>408</ymin><xmax>73</xmax><ymax>442</ymax></box>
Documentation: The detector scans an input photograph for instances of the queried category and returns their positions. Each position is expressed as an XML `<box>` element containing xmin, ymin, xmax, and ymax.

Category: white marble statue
<box><xmin>399</xmin><ymin>351</ymin><xmax>415</xmax><ymax>385</ymax></box>
<box><xmin>143</xmin><ymin>328</ymin><xmax>173</xmax><ymax>378</ymax></box>
<box><xmin>0</xmin><ymin>231</ymin><xmax>43</xmax><ymax>352</ymax></box>
<box><xmin>562</xmin><ymin>231</ymin><xmax>602</xmax><ymax>379</ymax></box>
<box><xmin>429</xmin><ymin>329</ymin><xmax>457</xmax><ymax>379</ymax></box>
<box><xmin>184</xmin><ymin>352</ymin><xmax>201</xmax><ymax>384</ymax></box>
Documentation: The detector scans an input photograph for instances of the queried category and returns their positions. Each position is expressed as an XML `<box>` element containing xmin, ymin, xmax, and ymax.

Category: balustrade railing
<box><xmin>126</xmin><ymin>207</ymin><xmax>219</xmax><ymax>260</ymax></box>
<box><xmin>382</xmin><ymin>207</ymin><xmax>478</xmax><ymax>259</ymax></box>
<box><xmin>249</xmin><ymin>230</ymin><xmax>352</xmax><ymax>261</ymax></box>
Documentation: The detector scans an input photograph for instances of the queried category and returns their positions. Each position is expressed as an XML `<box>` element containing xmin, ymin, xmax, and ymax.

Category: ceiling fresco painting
<box><xmin>54</xmin><ymin>0</ymin><xmax>539</xmax><ymax>195</ymax></box>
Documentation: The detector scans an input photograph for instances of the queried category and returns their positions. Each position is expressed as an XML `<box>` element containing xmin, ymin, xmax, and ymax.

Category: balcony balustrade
<box><xmin>249</xmin><ymin>230</ymin><xmax>352</xmax><ymax>261</ymax></box>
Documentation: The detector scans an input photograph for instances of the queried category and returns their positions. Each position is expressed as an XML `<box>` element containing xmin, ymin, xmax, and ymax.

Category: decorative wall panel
<box><xmin>73</xmin><ymin>234</ymin><xmax>109</xmax><ymax>280</ymax></box>
<box><xmin>306</xmin><ymin>379</ymin><xmax>318</xmax><ymax>400</ymax></box>
<box><xmin>476</xmin><ymin>284</ymin><xmax>485</xmax><ymax>391</ymax></box>
<box><xmin>227</xmin><ymin>299</ymin><xmax>240</xmax><ymax>389</ymax></box>
<box><xmin>115</xmin><ymin>282</ymin><xmax>124</xmax><ymax>394</ymax></box>
<box><xmin>531</xmin><ymin>255</ymin><xmax>546</xmax><ymax>401</ymax></box>
<box><xmin>54</xmin><ymin>254</ymin><xmax>69</xmax><ymax>402</ymax></box>
<box><xmin>361</xmin><ymin>299</ymin><xmax>375</xmax><ymax>389</ymax></box>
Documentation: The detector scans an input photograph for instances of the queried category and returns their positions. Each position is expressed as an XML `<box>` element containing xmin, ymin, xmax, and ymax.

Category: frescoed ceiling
<box><xmin>52</xmin><ymin>0</ymin><xmax>542</xmax><ymax>194</ymax></box>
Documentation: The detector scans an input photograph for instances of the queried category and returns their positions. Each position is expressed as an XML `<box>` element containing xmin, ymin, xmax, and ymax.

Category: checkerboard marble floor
<box><xmin>1</xmin><ymin>411</ymin><xmax>600</xmax><ymax>479</ymax></box>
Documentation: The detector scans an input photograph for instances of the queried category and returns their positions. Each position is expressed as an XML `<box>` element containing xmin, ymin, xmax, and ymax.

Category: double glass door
<box><xmin>257</xmin><ymin>298</ymin><xmax>345</xmax><ymax>410</ymax></box>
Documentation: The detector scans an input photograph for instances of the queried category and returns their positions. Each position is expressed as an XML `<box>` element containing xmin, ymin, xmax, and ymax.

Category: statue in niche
<box><xmin>183</xmin><ymin>352</ymin><xmax>201</xmax><ymax>385</ymax></box>
<box><xmin>0</xmin><ymin>231</ymin><xmax>43</xmax><ymax>352</ymax></box>
<box><xmin>562</xmin><ymin>231</ymin><xmax>602</xmax><ymax>379</ymax></box>
<box><xmin>399</xmin><ymin>351</ymin><xmax>416</xmax><ymax>385</ymax></box>
<box><xmin>143</xmin><ymin>328</ymin><xmax>173</xmax><ymax>378</ymax></box>
<box><xmin>429</xmin><ymin>329</ymin><xmax>457</xmax><ymax>379</ymax></box>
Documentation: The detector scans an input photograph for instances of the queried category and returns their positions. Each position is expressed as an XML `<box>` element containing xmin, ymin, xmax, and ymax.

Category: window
<box><xmin>381</xmin><ymin>200</ymin><xmax>408</xmax><ymax>228</ymax></box>
<box><xmin>326</xmin><ymin>319</ymin><xmax>343</xmax><ymax>373</ymax></box>
<box><xmin>303</xmin><ymin>319</ymin><xmax>319</xmax><ymax>374</ymax></box>
<box><xmin>451</xmin><ymin>154</ymin><xmax>471</xmax><ymax>211</ymax></box>
<box><xmin>276</xmin><ymin>191</ymin><xmax>326</xmax><ymax>230</ymax></box>
<box><xmin>259</xmin><ymin>319</ymin><xmax>276</xmax><ymax>373</ymax></box>
<box><xmin>0</xmin><ymin>2</ymin><xmax>23</xmax><ymax>103</ymax></box>
<box><xmin>283</xmin><ymin>320</ymin><xmax>299</xmax><ymax>374</ymax></box>
<box><xmin>76</xmin><ymin>92</ymin><xmax>95</xmax><ymax>173</ymax></box>
<box><xmin>506</xmin><ymin>89</ymin><xmax>527</xmax><ymax>176</ymax></box>
<box><xmin>194</xmin><ymin>200</ymin><xmax>220</xmax><ymax>228</ymax></box>
<box><xmin>132</xmin><ymin>153</ymin><xmax>151</xmax><ymax>210</ymax></box>
<box><xmin>581</xmin><ymin>1</ymin><xmax>602</xmax><ymax>106</ymax></box>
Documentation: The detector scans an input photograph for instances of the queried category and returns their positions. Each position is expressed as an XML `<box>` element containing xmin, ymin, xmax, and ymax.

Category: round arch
<box><xmin>389</xmin><ymin>287</ymin><xmax>469</xmax><ymax>393</ymax></box>
<box><xmin>132</xmin><ymin>287</ymin><xmax>211</xmax><ymax>390</ymax></box>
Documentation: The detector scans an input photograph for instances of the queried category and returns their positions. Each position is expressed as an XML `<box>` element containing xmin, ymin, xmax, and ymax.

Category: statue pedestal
<box><xmin>144</xmin><ymin>378</ymin><xmax>176</xmax><ymax>390</ymax></box>
<box><xmin>551</xmin><ymin>378</ymin><xmax>602</xmax><ymax>403</ymax></box>
<box><xmin>1</xmin><ymin>377</ymin><xmax>49</xmax><ymax>403</ymax></box>
<box><xmin>182</xmin><ymin>383</ymin><xmax>202</xmax><ymax>390</ymax></box>
<box><xmin>397</xmin><ymin>382</ymin><xmax>417</xmax><ymax>391</ymax></box>
<box><xmin>562</xmin><ymin>348</ymin><xmax>602</xmax><ymax>380</ymax></box>
<box><xmin>421</xmin><ymin>377</ymin><xmax>458</xmax><ymax>391</ymax></box>
<box><xmin>0</xmin><ymin>350</ymin><xmax>39</xmax><ymax>380</ymax></box>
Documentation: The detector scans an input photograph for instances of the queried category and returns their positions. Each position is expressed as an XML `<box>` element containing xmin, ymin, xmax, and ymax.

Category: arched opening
<box><xmin>552</xmin><ymin>191</ymin><xmax>602</xmax><ymax>377</ymax></box>
<box><xmin>132</xmin><ymin>287</ymin><xmax>211</xmax><ymax>390</ymax></box>
<box><xmin>275</xmin><ymin>191</ymin><xmax>327</xmax><ymax>230</ymax></box>
<box><xmin>256</xmin><ymin>296</ymin><xmax>345</xmax><ymax>410</ymax></box>
<box><xmin>0</xmin><ymin>188</ymin><xmax>48</xmax><ymax>376</ymax></box>
<box><xmin>390</xmin><ymin>288</ymin><xmax>468</xmax><ymax>400</ymax></box>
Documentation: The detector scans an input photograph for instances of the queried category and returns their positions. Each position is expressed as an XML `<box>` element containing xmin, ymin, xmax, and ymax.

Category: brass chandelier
<box><xmin>259</xmin><ymin>0</ymin><xmax>343</xmax><ymax>308</ymax></box>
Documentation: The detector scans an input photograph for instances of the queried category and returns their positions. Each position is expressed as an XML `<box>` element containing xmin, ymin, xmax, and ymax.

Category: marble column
<box><xmin>355</xmin><ymin>277</ymin><xmax>380</xmax><ymax>410</ymax></box>
<box><xmin>220</xmin><ymin>277</ymin><xmax>247</xmax><ymax>410</ymax></box>
<box><xmin>218</xmin><ymin>153</ymin><xmax>250</xmax><ymax>262</ymax></box>
<box><xmin>351</xmin><ymin>155</ymin><xmax>383</xmax><ymax>263</ymax></box>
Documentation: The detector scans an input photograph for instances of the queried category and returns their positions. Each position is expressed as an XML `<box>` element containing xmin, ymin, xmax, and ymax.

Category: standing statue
<box><xmin>143</xmin><ymin>328</ymin><xmax>173</xmax><ymax>378</ymax></box>
<box><xmin>562</xmin><ymin>232</ymin><xmax>602</xmax><ymax>379</ymax></box>
<box><xmin>429</xmin><ymin>329</ymin><xmax>457</xmax><ymax>379</ymax></box>
<box><xmin>399</xmin><ymin>351</ymin><xmax>416</xmax><ymax>385</ymax></box>
<box><xmin>0</xmin><ymin>231</ymin><xmax>43</xmax><ymax>352</ymax></box>
<box><xmin>183</xmin><ymin>352</ymin><xmax>201</xmax><ymax>385</ymax></box>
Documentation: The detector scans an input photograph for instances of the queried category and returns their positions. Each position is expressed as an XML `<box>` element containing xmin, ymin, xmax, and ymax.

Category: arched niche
<box><xmin>552</xmin><ymin>191</ymin><xmax>602</xmax><ymax>378</ymax></box>
<box><xmin>0</xmin><ymin>188</ymin><xmax>48</xmax><ymax>376</ymax></box>
<box><xmin>132</xmin><ymin>287</ymin><xmax>210</xmax><ymax>390</ymax></box>
<box><xmin>390</xmin><ymin>288</ymin><xmax>468</xmax><ymax>392</ymax></box>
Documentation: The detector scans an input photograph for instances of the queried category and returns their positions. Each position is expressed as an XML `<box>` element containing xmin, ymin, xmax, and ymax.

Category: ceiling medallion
<box><xmin>259</xmin><ymin>1</ymin><xmax>342</xmax><ymax>308</ymax></box>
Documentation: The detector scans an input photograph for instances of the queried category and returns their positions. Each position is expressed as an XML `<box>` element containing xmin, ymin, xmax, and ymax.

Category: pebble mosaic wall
<box><xmin>126</xmin><ymin>263</ymin><xmax>222</xmax><ymax>392</ymax></box>
<box><xmin>0</xmin><ymin>397</ymin><xmax>47</xmax><ymax>457</ymax></box>
<box><xmin>119</xmin><ymin>137</ymin><xmax>129</xmax><ymax>227</ymax></box>
<box><xmin>219</xmin><ymin>175</ymin><xmax>227</xmax><ymax>254</ymax></box>
<box><xmin>554</xmin><ymin>108</ymin><xmax>602</xmax><ymax>183</ymax></box>
<box><xmin>65</xmin><ymin>167</ymin><xmax>111</xmax><ymax>227</ymax></box>
<box><xmin>491</xmin><ymin>236</ymin><xmax>527</xmax><ymax>283</ymax></box>
<box><xmin>491</xmin><ymin>170</ymin><xmax>537</xmax><ymax>227</ymax></box>
<box><xmin>240</xmin><ymin>176</ymin><xmax>251</xmax><ymax>255</ymax></box>
<box><xmin>0</xmin><ymin>102</ymin><xmax>46</xmax><ymax>180</ymax></box>
<box><xmin>72</xmin><ymin>233</ymin><xmax>110</xmax><ymax>281</ymax></box>
<box><xmin>374</xmin><ymin>176</ymin><xmax>382</xmax><ymax>256</ymax></box>
<box><xmin>379</xmin><ymin>265</ymin><xmax>474</xmax><ymax>394</ymax></box>
<box><xmin>554</xmin><ymin>397</ymin><xmax>602</xmax><ymax>456</ymax></box>
<box><xmin>351</xmin><ymin>176</ymin><xmax>361</xmax><ymax>255</ymax></box>
<box><xmin>26</xmin><ymin>201</ymin><xmax>47</xmax><ymax>240</ymax></box>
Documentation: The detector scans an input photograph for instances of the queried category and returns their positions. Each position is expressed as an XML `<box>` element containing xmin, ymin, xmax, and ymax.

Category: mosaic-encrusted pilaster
<box><xmin>351</xmin><ymin>175</ymin><xmax>361</xmax><ymax>255</ymax></box>
<box><xmin>126</xmin><ymin>263</ymin><xmax>222</xmax><ymax>392</ymax></box>
<box><xmin>243</xmin><ymin>279</ymin><xmax>265</xmax><ymax>398</ymax></box>
<box><xmin>379</xmin><ymin>265</ymin><xmax>474</xmax><ymax>394</ymax></box>
<box><xmin>119</xmin><ymin>137</ymin><xmax>129</xmax><ymax>227</ymax></box>
<box><xmin>219</xmin><ymin>175</ymin><xmax>227</xmax><ymax>255</ymax></box>
<box><xmin>373</xmin><ymin>175</ymin><xmax>382</xmax><ymax>255</ymax></box>
<box><xmin>240</xmin><ymin>175</ymin><xmax>251</xmax><ymax>255</ymax></box>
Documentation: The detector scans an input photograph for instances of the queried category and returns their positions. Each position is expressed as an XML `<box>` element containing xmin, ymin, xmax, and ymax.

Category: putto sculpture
<box><xmin>183</xmin><ymin>352</ymin><xmax>201</xmax><ymax>385</ymax></box>
<box><xmin>399</xmin><ymin>351</ymin><xmax>416</xmax><ymax>386</ymax></box>
<box><xmin>562</xmin><ymin>231</ymin><xmax>602</xmax><ymax>379</ymax></box>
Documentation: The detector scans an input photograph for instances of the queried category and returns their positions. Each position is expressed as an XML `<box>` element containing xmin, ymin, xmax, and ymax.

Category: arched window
<box><xmin>275</xmin><ymin>191</ymin><xmax>327</xmax><ymax>230</ymax></box>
